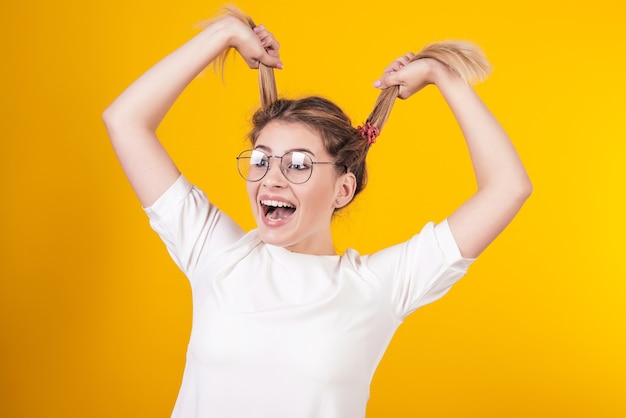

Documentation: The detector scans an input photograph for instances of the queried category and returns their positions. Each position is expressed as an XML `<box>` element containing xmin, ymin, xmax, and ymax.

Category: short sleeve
<box><xmin>365</xmin><ymin>220</ymin><xmax>475</xmax><ymax>319</ymax></box>
<box><xmin>144</xmin><ymin>175</ymin><xmax>245</xmax><ymax>279</ymax></box>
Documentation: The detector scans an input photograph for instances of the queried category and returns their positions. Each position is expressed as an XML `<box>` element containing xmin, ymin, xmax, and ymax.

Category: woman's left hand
<box><xmin>373</xmin><ymin>54</ymin><xmax>445</xmax><ymax>99</ymax></box>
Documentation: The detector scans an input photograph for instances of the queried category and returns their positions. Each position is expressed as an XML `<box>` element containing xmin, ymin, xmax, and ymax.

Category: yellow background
<box><xmin>1</xmin><ymin>0</ymin><xmax>625</xmax><ymax>417</ymax></box>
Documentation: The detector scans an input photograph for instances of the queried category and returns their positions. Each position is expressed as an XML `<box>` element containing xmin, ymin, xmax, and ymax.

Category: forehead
<box><xmin>255</xmin><ymin>121</ymin><xmax>326</xmax><ymax>156</ymax></box>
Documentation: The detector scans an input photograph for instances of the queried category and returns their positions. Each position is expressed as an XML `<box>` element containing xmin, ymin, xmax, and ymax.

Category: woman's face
<box><xmin>246</xmin><ymin>120</ymin><xmax>354</xmax><ymax>255</ymax></box>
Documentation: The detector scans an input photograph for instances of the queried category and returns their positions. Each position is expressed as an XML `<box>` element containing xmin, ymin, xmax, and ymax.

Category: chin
<box><xmin>257</xmin><ymin>226</ymin><xmax>293</xmax><ymax>248</ymax></box>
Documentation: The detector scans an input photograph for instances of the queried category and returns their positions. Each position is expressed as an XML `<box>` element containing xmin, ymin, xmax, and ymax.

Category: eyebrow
<box><xmin>254</xmin><ymin>145</ymin><xmax>317</xmax><ymax>157</ymax></box>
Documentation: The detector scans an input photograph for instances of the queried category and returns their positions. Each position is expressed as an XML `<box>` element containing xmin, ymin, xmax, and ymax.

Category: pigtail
<box><xmin>413</xmin><ymin>41</ymin><xmax>491</xmax><ymax>84</ymax></box>
<box><xmin>362</xmin><ymin>41</ymin><xmax>492</xmax><ymax>138</ymax></box>
<box><xmin>199</xmin><ymin>6</ymin><xmax>278</xmax><ymax>108</ymax></box>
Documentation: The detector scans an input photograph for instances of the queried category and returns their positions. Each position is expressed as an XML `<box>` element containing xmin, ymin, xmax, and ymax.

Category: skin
<box><xmin>374</xmin><ymin>55</ymin><xmax>532</xmax><ymax>258</ymax></box>
<box><xmin>103</xmin><ymin>17</ymin><xmax>282</xmax><ymax>208</ymax></box>
<box><xmin>103</xmin><ymin>15</ymin><xmax>531</xmax><ymax>260</ymax></box>
<box><xmin>247</xmin><ymin>120</ymin><xmax>356</xmax><ymax>255</ymax></box>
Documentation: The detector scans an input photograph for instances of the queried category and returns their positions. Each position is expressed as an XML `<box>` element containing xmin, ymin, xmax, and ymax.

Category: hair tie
<box><xmin>357</xmin><ymin>122</ymin><xmax>380</xmax><ymax>146</ymax></box>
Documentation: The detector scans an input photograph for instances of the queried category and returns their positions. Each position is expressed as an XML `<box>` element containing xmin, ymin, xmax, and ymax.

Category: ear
<box><xmin>334</xmin><ymin>172</ymin><xmax>357</xmax><ymax>209</ymax></box>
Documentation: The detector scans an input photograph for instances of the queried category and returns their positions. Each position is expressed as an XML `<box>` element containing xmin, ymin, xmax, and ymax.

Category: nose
<box><xmin>262</xmin><ymin>157</ymin><xmax>287</xmax><ymax>187</ymax></box>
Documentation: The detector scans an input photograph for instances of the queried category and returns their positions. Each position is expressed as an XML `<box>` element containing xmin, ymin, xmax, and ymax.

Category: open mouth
<box><xmin>261</xmin><ymin>199</ymin><xmax>296</xmax><ymax>221</ymax></box>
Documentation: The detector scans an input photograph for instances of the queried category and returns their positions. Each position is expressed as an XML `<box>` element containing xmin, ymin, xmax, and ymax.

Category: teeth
<box><xmin>261</xmin><ymin>199</ymin><xmax>295</xmax><ymax>209</ymax></box>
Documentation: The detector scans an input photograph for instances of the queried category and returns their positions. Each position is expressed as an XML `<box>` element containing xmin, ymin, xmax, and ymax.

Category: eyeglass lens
<box><xmin>237</xmin><ymin>150</ymin><xmax>313</xmax><ymax>184</ymax></box>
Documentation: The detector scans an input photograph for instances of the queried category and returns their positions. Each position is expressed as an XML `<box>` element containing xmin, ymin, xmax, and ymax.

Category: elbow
<box><xmin>520</xmin><ymin>173</ymin><xmax>533</xmax><ymax>201</ymax></box>
<box><xmin>484</xmin><ymin>173</ymin><xmax>533</xmax><ymax>208</ymax></box>
<box><xmin>102</xmin><ymin>106</ymin><xmax>112</xmax><ymax>126</ymax></box>
<box><xmin>102</xmin><ymin>104</ymin><xmax>121</xmax><ymax>133</ymax></box>
<box><xmin>102</xmin><ymin>107</ymin><xmax>117</xmax><ymax>143</ymax></box>
<box><xmin>102</xmin><ymin>103</ymin><xmax>138</xmax><ymax>141</ymax></box>
<box><xmin>517</xmin><ymin>176</ymin><xmax>533</xmax><ymax>200</ymax></box>
<box><xmin>102</xmin><ymin>102</ymin><xmax>154</xmax><ymax>139</ymax></box>
<box><xmin>511</xmin><ymin>174</ymin><xmax>533</xmax><ymax>208</ymax></box>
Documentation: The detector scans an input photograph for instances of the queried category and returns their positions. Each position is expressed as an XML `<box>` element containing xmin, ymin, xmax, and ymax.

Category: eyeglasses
<box><xmin>236</xmin><ymin>149</ymin><xmax>340</xmax><ymax>184</ymax></box>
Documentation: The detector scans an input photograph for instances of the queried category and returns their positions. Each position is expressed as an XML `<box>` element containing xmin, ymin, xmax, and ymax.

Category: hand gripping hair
<box><xmin>363</xmin><ymin>41</ymin><xmax>492</xmax><ymax>140</ymax></box>
<box><xmin>205</xmin><ymin>6</ymin><xmax>492</xmax><ymax>205</ymax></box>
<box><xmin>202</xmin><ymin>5</ymin><xmax>278</xmax><ymax>108</ymax></box>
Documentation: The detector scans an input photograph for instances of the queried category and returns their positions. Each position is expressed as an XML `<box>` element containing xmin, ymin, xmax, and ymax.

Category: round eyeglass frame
<box><xmin>236</xmin><ymin>149</ymin><xmax>342</xmax><ymax>184</ymax></box>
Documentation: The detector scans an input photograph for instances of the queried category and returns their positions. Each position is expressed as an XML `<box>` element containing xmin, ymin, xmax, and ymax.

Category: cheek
<box><xmin>304</xmin><ymin>181</ymin><xmax>337</xmax><ymax>210</ymax></box>
<box><xmin>246</xmin><ymin>183</ymin><xmax>258</xmax><ymax>206</ymax></box>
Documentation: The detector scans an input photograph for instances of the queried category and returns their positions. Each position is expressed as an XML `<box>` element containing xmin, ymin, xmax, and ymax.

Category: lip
<box><xmin>258</xmin><ymin>194</ymin><xmax>297</xmax><ymax>228</ymax></box>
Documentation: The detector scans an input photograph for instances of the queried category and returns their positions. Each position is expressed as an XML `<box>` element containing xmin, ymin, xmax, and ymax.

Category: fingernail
<box><xmin>276</xmin><ymin>63</ymin><xmax>283</xmax><ymax>69</ymax></box>
<box><xmin>373</xmin><ymin>80</ymin><xmax>381</xmax><ymax>88</ymax></box>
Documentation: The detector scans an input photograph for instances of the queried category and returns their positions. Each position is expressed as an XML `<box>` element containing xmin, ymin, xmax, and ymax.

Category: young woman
<box><xmin>103</xmin><ymin>8</ymin><xmax>531</xmax><ymax>418</ymax></box>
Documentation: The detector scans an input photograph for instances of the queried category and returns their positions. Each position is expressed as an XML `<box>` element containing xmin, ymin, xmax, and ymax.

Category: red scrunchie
<box><xmin>357</xmin><ymin>122</ymin><xmax>380</xmax><ymax>145</ymax></box>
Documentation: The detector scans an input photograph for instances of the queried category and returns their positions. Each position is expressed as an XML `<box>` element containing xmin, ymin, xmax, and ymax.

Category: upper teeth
<box><xmin>261</xmin><ymin>200</ymin><xmax>295</xmax><ymax>208</ymax></box>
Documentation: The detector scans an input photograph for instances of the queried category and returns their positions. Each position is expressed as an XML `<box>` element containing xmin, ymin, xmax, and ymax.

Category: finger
<box><xmin>244</xmin><ymin>58</ymin><xmax>283</xmax><ymax>70</ymax></box>
<box><xmin>261</xmin><ymin>37</ymin><xmax>280</xmax><ymax>54</ymax></box>
<box><xmin>373</xmin><ymin>72</ymin><xmax>403</xmax><ymax>90</ymax></box>
<box><xmin>383</xmin><ymin>52</ymin><xmax>415</xmax><ymax>74</ymax></box>
<box><xmin>255</xmin><ymin>38</ymin><xmax>280</xmax><ymax>61</ymax></box>
<box><xmin>253</xmin><ymin>26</ymin><xmax>279</xmax><ymax>47</ymax></box>
<box><xmin>250</xmin><ymin>48</ymin><xmax>283</xmax><ymax>69</ymax></box>
<box><xmin>258</xmin><ymin>57</ymin><xmax>284</xmax><ymax>69</ymax></box>
<box><xmin>248</xmin><ymin>25</ymin><xmax>282</xmax><ymax>68</ymax></box>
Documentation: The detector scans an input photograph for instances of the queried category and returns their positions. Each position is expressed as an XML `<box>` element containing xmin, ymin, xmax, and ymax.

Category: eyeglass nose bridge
<box><xmin>263</xmin><ymin>155</ymin><xmax>290</xmax><ymax>181</ymax></box>
<box><xmin>266</xmin><ymin>153</ymin><xmax>313</xmax><ymax>185</ymax></box>
<box><xmin>237</xmin><ymin>150</ymin><xmax>318</xmax><ymax>184</ymax></box>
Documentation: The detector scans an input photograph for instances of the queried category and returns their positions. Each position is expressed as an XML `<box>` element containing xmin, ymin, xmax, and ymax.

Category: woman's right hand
<box><xmin>103</xmin><ymin>12</ymin><xmax>283</xmax><ymax>208</ymax></box>
<box><xmin>220</xmin><ymin>16</ymin><xmax>282</xmax><ymax>70</ymax></box>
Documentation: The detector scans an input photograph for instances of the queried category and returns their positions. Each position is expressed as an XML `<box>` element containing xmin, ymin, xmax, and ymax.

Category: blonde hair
<box><xmin>206</xmin><ymin>8</ymin><xmax>491</xmax><ymax>204</ymax></box>
<box><xmin>366</xmin><ymin>41</ymin><xmax>492</xmax><ymax>132</ymax></box>
<box><xmin>201</xmin><ymin>5</ymin><xmax>277</xmax><ymax>108</ymax></box>
<box><xmin>249</xmin><ymin>42</ymin><xmax>491</xmax><ymax>204</ymax></box>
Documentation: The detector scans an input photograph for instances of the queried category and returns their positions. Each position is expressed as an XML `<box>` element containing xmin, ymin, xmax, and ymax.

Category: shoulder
<box><xmin>347</xmin><ymin>220</ymin><xmax>474</xmax><ymax>288</ymax></box>
<box><xmin>144</xmin><ymin>175</ymin><xmax>204</xmax><ymax>221</ymax></box>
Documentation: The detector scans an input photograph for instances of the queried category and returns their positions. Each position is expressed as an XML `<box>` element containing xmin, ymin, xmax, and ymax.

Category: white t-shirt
<box><xmin>145</xmin><ymin>175</ymin><xmax>474</xmax><ymax>418</ymax></box>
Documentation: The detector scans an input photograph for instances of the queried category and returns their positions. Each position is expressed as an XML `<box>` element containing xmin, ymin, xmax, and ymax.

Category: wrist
<box><xmin>427</xmin><ymin>59</ymin><xmax>456</xmax><ymax>86</ymax></box>
<box><xmin>219</xmin><ymin>16</ymin><xmax>253</xmax><ymax>50</ymax></box>
<box><xmin>199</xmin><ymin>16</ymin><xmax>241</xmax><ymax>49</ymax></box>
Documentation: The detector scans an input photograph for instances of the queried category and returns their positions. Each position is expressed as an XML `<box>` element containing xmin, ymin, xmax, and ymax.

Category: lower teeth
<box><xmin>267</xmin><ymin>212</ymin><xmax>286</xmax><ymax>221</ymax></box>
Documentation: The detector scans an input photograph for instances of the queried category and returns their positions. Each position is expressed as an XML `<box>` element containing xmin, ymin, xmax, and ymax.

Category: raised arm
<box><xmin>375</xmin><ymin>53</ymin><xmax>532</xmax><ymax>259</ymax></box>
<box><xmin>102</xmin><ymin>15</ymin><xmax>282</xmax><ymax>207</ymax></box>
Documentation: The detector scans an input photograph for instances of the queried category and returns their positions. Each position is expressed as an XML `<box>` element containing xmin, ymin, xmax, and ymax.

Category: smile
<box><xmin>261</xmin><ymin>199</ymin><xmax>297</xmax><ymax>221</ymax></box>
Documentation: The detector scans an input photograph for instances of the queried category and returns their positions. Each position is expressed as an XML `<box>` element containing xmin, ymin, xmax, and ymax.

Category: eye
<box><xmin>250</xmin><ymin>150</ymin><xmax>269</xmax><ymax>168</ymax></box>
<box><xmin>286</xmin><ymin>152</ymin><xmax>311</xmax><ymax>171</ymax></box>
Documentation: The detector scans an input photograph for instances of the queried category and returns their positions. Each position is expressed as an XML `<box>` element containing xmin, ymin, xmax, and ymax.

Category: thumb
<box><xmin>373</xmin><ymin>72</ymin><xmax>401</xmax><ymax>90</ymax></box>
<box><xmin>258</xmin><ymin>44</ymin><xmax>283</xmax><ymax>70</ymax></box>
<box><xmin>244</xmin><ymin>51</ymin><xmax>283</xmax><ymax>70</ymax></box>
<box><xmin>257</xmin><ymin>50</ymin><xmax>283</xmax><ymax>69</ymax></box>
